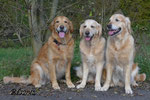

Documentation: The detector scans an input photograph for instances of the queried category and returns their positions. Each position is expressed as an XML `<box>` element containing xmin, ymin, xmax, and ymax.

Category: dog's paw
<box><xmin>125</xmin><ymin>87</ymin><xmax>133</xmax><ymax>94</ymax></box>
<box><xmin>132</xmin><ymin>82</ymin><xmax>138</xmax><ymax>87</ymax></box>
<box><xmin>95</xmin><ymin>85</ymin><xmax>101</xmax><ymax>91</ymax></box>
<box><xmin>76</xmin><ymin>84</ymin><xmax>85</xmax><ymax>89</ymax></box>
<box><xmin>67</xmin><ymin>82</ymin><xmax>75</xmax><ymax>88</ymax></box>
<box><xmin>100</xmin><ymin>85</ymin><xmax>109</xmax><ymax>91</ymax></box>
<box><xmin>3</xmin><ymin>77</ymin><xmax>11</xmax><ymax>84</ymax></box>
<box><xmin>35</xmin><ymin>84</ymin><xmax>41</xmax><ymax>88</ymax></box>
<box><xmin>110</xmin><ymin>82</ymin><xmax>115</xmax><ymax>87</ymax></box>
<box><xmin>52</xmin><ymin>84</ymin><xmax>60</xmax><ymax>90</ymax></box>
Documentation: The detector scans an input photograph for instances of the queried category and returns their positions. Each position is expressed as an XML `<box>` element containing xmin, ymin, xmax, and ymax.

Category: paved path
<box><xmin>0</xmin><ymin>82</ymin><xmax>150</xmax><ymax>100</ymax></box>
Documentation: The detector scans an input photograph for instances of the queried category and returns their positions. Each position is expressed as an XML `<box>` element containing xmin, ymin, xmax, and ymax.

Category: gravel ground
<box><xmin>0</xmin><ymin>81</ymin><xmax>150</xmax><ymax>100</ymax></box>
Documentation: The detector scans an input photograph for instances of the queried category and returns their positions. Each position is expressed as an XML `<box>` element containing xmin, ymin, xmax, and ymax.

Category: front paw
<box><xmin>100</xmin><ymin>84</ymin><xmax>109</xmax><ymax>91</ymax></box>
<box><xmin>95</xmin><ymin>84</ymin><xmax>101</xmax><ymax>91</ymax></box>
<box><xmin>35</xmin><ymin>84</ymin><xmax>41</xmax><ymax>88</ymax></box>
<box><xmin>52</xmin><ymin>84</ymin><xmax>60</xmax><ymax>90</ymax></box>
<box><xmin>125</xmin><ymin>87</ymin><xmax>133</xmax><ymax>94</ymax></box>
<box><xmin>67</xmin><ymin>81</ymin><xmax>75</xmax><ymax>88</ymax></box>
<box><xmin>77</xmin><ymin>84</ymin><xmax>85</xmax><ymax>89</ymax></box>
<box><xmin>132</xmin><ymin>82</ymin><xmax>138</xmax><ymax>87</ymax></box>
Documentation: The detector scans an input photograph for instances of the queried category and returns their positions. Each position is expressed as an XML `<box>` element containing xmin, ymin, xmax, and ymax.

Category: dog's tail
<box><xmin>73</xmin><ymin>66</ymin><xmax>82</xmax><ymax>79</ymax></box>
<box><xmin>3</xmin><ymin>76</ymin><xmax>31</xmax><ymax>84</ymax></box>
<box><xmin>135</xmin><ymin>73</ymin><xmax>146</xmax><ymax>82</ymax></box>
<box><xmin>132</xmin><ymin>63</ymin><xmax>146</xmax><ymax>82</ymax></box>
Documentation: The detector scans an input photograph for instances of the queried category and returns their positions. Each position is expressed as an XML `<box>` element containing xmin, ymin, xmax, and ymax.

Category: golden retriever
<box><xmin>100</xmin><ymin>14</ymin><xmax>146</xmax><ymax>94</ymax></box>
<box><xmin>76</xmin><ymin>19</ymin><xmax>105</xmax><ymax>91</ymax></box>
<box><xmin>3</xmin><ymin>16</ymin><xmax>75</xmax><ymax>90</ymax></box>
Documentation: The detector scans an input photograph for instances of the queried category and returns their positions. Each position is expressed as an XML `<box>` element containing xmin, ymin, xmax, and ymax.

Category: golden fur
<box><xmin>76</xmin><ymin>19</ymin><xmax>105</xmax><ymax>91</ymax></box>
<box><xmin>3</xmin><ymin>16</ymin><xmax>75</xmax><ymax>90</ymax></box>
<box><xmin>100</xmin><ymin>14</ymin><xmax>146</xmax><ymax>94</ymax></box>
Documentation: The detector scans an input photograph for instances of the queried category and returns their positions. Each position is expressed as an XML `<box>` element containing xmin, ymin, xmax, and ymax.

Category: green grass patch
<box><xmin>0</xmin><ymin>47</ymin><xmax>33</xmax><ymax>79</ymax></box>
<box><xmin>135</xmin><ymin>45</ymin><xmax>150</xmax><ymax>80</ymax></box>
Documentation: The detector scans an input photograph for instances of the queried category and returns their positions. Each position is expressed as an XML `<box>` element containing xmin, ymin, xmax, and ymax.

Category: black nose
<box><xmin>85</xmin><ymin>31</ymin><xmax>90</xmax><ymax>36</ymax></box>
<box><xmin>107</xmin><ymin>24</ymin><xmax>112</xmax><ymax>29</ymax></box>
<box><xmin>60</xmin><ymin>25</ymin><xmax>64</xmax><ymax>29</ymax></box>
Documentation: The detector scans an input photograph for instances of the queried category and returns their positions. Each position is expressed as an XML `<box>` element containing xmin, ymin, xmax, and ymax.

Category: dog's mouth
<box><xmin>56</xmin><ymin>26</ymin><xmax>67</xmax><ymax>38</ymax></box>
<box><xmin>56</xmin><ymin>29</ymin><xmax>67</xmax><ymax>38</ymax></box>
<box><xmin>108</xmin><ymin>27</ymin><xmax>121</xmax><ymax>36</ymax></box>
<box><xmin>58</xmin><ymin>31</ymin><xmax>66</xmax><ymax>38</ymax></box>
<box><xmin>85</xmin><ymin>35</ymin><xmax>94</xmax><ymax>41</ymax></box>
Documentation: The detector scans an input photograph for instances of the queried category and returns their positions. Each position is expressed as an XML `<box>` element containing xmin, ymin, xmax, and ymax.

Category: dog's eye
<box><xmin>91</xmin><ymin>25</ymin><xmax>95</xmax><ymax>28</ymax></box>
<box><xmin>115</xmin><ymin>19</ymin><xmax>119</xmax><ymax>22</ymax></box>
<box><xmin>56</xmin><ymin>21</ymin><xmax>59</xmax><ymax>23</ymax></box>
<box><xmin>83</xmin><ymin>25</ymin><xmax>86</xmax><ymax>28</ymax></box>
<box><xmin>64</xmin><ymin>21</ymin><xmax>67</xmax><ymax>23</ymax></box>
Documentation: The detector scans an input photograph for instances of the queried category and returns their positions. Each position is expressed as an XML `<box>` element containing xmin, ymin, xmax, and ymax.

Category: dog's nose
<box><xmin>107</xmin><ymin>24</ymin><xmax>112</xmax><ymax>29</ymax></box>
<box><xmin>85</xmin><ymin>31</ymin><xmax>90</xmax><ymax>36</ymax></box>
<box><xmin>60</xmin><ymin>25</ymin><xmax>64</xmax><ymax>29</ymax></box>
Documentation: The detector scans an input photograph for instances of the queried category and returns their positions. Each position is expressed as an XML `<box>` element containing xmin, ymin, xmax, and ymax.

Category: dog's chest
<box><xmin>110</xmin><ymin>49</ymin><xmax>129</xmax><ymax>66</ymax></box>
<box><xmin>86</xmin><ymin>53</ymin><xmax>95</xmax><ymax>64</ymax></box>
<box><xmin>58</xmin><ymin>46</ymin><xmax>73</xmax><ymax>59</ymax></box>
<box><xmin>56</xmin><ymin>60</ymin><xmax>67</xmax><ymax>79</ymax></box>
<box><xmin>85</xmin><ymin>53</ymin><xmax>97</xmax><ymax>73</ymax></box>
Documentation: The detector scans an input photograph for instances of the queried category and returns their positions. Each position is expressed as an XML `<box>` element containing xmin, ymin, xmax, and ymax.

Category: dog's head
<box><xmin>80</xmin><ymin>19</ymin><xmax>102</xmax><ymax>41</ymax></box>
<box><xmin>50</xmin><ymin>16</ymin><xmax>73</xmax><ymax>38</ymax></box>
<box><xmin>107</xmin><ymin>14</ymin><xmax>131</xmax><ymax>36</ymax></box>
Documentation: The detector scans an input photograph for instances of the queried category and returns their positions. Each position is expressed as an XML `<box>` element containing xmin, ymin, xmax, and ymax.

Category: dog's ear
<box><xmin>80</xmin><ymin>23</ymin><xmax>84</xmax><ymax>38</ymax></box>
<box><xmin>97</xmin><ymin>23</ymin><xmax>102</xmax><ymax>36</ymax></box>
<box><xmin>49</xmin><ymin>19</ymin><xmax>55</xmax><ymax>32</ymax></box>
<box><xmin>69</xmin><ymin>20</ymin><xmax>74</xmax><ymax>33</ymax></box>
<box><xmin>125</xmin><ymin>17</ymin><xmax>132</xmax><ymax>34</ymax></box>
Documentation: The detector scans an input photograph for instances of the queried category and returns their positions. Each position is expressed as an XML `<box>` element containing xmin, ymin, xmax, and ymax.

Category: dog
<box><xmin>100</xmin><ymin>14</ymin><xmax>146</xmax><ymax>94</ymax></box>
<box><xmin>76</xmin><ymin>19</ymin><xmax>105</xmax><ymax>91</ymax></box>
<box><xmin>3</xmin><ymin>16</ymin><xmax>75</xmax><ymax>90</ymax></box>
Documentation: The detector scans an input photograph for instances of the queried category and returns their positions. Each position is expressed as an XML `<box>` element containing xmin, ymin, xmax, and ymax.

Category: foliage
<box><xmin>0</xmin><ymin>0</ymin><xmax>150</xmax><ymax>47</ymax></box>
<box><xmin>0</xmin><ymin>0</ymin><xmax>29</xmax><ymax>47</ymax></box>
<box><xmin>120</xmin><ymin>0</ymin><xmax>150</xmax><ymax>35</ymax></box>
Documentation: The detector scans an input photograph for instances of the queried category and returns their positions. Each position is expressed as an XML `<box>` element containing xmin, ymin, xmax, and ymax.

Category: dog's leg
<box><xmin>48</xmin><ymin>61</ymin><xmax>60</xmax><ymax>90</ymax></box>
<box><xmin>95</xmin><ymin>63</ymin><xmax>104</xmax><ymax>91</ymax></box>
<box><xmin>30</xmin><ymin>63</ymin><xmax>43</xmax><ymax>88</ymax></box>
<box><xmin>101</xmin><ymin>63</ymin><xmax>113</xmax><ymax>91</ymax></box>
<box><xmin>77</xmin><ymin>62</ymin><xmax>89</xmax><ymax>89</ymax></box>
<box><xmin>124</xmin><ymin>64</ymin><xmax>133</xmax><ymax>94</ymax></box>
<box><xmin>65</xmin><ymin>59</ymin><xmax>75</xmax><ymax>88</ymax></box>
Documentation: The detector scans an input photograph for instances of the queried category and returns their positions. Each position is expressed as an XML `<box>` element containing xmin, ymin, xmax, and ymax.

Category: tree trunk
<box><xmin>27</xmin><ymin>0</ymin><xmax>42</xmax><ymax>57</ymax></box>
<box><xmin>26</xmin><ymin>0</ymin><xmax>59</xmax><ymax>56</ymax></box>
<box><xmin>45</xmin><ymin>0</ymin><xmax>59</xmax><ymax>41</ymax></box>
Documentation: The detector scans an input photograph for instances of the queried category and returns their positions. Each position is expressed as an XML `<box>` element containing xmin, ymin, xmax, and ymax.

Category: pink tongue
<box><xmin>85</xmin><ymin>37</ymin><xmax>91</xmax><ymax>41</ymax></box>
<box><xmin>108</xmin><ymin>31</ymin><xmax>115</xmax><ymax>35</ymax></box>
<box><xmin>59</xmin><ymin>32</ymin><xmax>65</xmax><ymax>38</ymax></box>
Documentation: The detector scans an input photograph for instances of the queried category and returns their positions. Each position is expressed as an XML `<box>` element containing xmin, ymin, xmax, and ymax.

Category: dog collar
<box><xmin>53</xmin><ymin>38</ymin><xmax>72</xmax><ymax>46</ymax></box>
<box><xmin>53</xmin><ymin>39</ymin><xmax>63</xmax><ymax>46</ymax></box>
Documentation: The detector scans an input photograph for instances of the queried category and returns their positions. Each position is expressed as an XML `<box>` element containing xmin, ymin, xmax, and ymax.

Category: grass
<box><xmin>135</xmin><ymin>45</ymin><xmax>150</xmax><ymax>80</ymax></box>
<box><xmin>0</xmin><ymin>47</ymin><xmax>33</xmax><ymax>79</ymax></box>
<box><xmin>0</xmin><ymin>37</ymin><xmax>150</xmax><ymax>81</ymax></box>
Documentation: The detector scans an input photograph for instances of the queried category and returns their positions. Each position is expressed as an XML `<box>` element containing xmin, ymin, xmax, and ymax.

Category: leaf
<box><xmin>89</xmin><ymin>11</ymin><xmax>92</xmax><ymax>17</ymax></box>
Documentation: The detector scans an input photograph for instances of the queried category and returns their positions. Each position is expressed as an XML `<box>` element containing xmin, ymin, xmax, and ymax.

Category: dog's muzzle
<box><xmin>107</xmin><ymin>24</ymin><xmax>121</xmax><ymax>36</ymax></box>
<box><xmin>84</xmin><ymin>31</ymin><xmax>93</xmax><ymax>41</ymax></box>
<box><xmin>56</xmin><ymin>25</ymin><xmax>67</xmax><ymax>38</ymax></box>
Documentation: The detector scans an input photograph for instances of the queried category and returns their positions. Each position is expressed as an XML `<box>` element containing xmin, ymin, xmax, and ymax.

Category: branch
<box><xmin>56</xmin><ymin>0</ymin><xmax>81</xmax><ymax>15</ymax></box>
